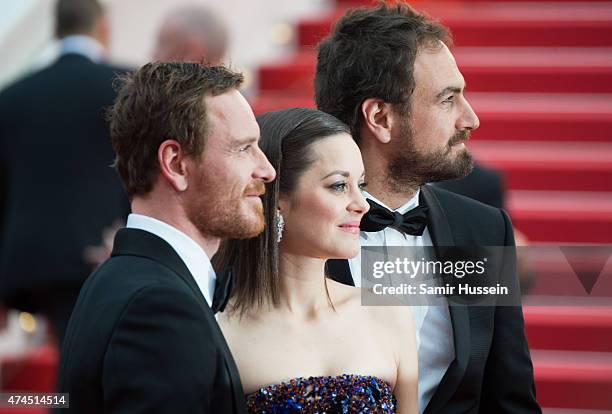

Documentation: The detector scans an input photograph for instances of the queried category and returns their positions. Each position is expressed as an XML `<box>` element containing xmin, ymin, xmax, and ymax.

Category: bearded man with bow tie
<box><xmin>317</xmin><ymin>3</ymin><xmax>541</xmax><ymax>414</ymax></box>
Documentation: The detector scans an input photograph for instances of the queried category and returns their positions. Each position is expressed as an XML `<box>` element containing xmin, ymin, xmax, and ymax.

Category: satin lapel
<box><xmin>421</xmin><ymin>185</ymin><xmax>471</xmax><ymax>414</ymax></box>
<box><xmin>325</xmin><ymin>259</ymin><xmax>355</xmax><ymax>286</ymax></box>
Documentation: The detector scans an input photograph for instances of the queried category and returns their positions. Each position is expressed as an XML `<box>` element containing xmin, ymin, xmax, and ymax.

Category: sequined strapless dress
<box><xmin>245</xmin><ymin>374</ymin><xmax>396</xmax><ymax>413</ymax></box>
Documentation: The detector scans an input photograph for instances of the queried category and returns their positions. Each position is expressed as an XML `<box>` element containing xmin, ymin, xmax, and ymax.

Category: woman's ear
<box><xmin>360</xmin><ymin>98</ymin><xmax>393</xmax><ymax>144</ymax></box>
<box><xmin>158</xmin><ymin>139</ymin><xmax>189</xmax><ymax>191</ymax></box>
<box><xmin>277</xmin><ymin>195</ymin><xmax>290</xmax><ymax>214</ymax></box>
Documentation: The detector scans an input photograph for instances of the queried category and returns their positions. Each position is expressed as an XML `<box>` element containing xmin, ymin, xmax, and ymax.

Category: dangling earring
<box><xmin>275</xmin><ymin>210</ymin><xmax>285</xmax><ymax>243</ymax></box>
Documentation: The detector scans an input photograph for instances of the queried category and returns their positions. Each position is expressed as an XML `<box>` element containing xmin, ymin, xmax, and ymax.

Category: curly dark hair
<box><xmin>315</xmin><ymin>1</ymin><xmax>450</xmax><ymax>142</ymax></box>
<box><xmin>108</xmin><ymin>62</ymin><xmax>243</xmax><ymax>197</ymax></box>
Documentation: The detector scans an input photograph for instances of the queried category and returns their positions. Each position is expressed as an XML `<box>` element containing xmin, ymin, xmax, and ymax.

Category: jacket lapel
<box><xmin>111</xmin><ymin>228</ymin><xmax>208</xmax><ymax>306</ymax></box>
<box><xmin>421</xmin><ymin>185</ymin><xmax>471</xmax><ymax>414</ymax></box>
<box><xmin>111</xmin><ymin>228</ymin><xmax>244</xmax><ymax>410</ymax></box>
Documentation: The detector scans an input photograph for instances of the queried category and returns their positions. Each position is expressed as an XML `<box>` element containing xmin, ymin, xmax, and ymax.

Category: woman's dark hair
<box><xmin>212</xmin><ymin>108</ymin><xmax>350</xmax><ymax>316</ymax></box>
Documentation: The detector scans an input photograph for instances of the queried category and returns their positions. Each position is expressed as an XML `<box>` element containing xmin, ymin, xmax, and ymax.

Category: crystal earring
<box><xmin>276</xmin><ymin>211</ymin><xmax>285</xmax><ymax>243</ymax></box>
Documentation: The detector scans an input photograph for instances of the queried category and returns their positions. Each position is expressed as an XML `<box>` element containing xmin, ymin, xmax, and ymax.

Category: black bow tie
<box><xmin>212</xmin><ymin>267</ymin><xmax>233</xmax><ymax>314</ymax></box>
<box><xmin>360</xmin><ymin>199</ymin><xmax>429</xmax><ymax>236</ymax></box>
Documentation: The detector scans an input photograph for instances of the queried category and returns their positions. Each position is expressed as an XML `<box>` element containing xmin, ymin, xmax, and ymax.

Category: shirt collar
<box><xmin>126</xmin><ymin>213</ymin><xmax>216</xmax><ymax>307</ymax></box>
<box><xmin>363</xmin><ymin>187</ymin><xmax>421</xmax><ymax>214</ymax></box>
<box><xmin>58</xmin><ymin>35</ymin><xmax>105</xmax><ymax>63</ymax></box>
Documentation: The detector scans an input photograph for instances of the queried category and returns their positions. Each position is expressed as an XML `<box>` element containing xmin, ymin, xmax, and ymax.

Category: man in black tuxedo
<box><xmin>316</xmin><ymin>3</ymin><xmax>541</xmax><ymax>413</ymax></box>
<box><xmin>60</xmin><ymin>62</ymin><xmax>275</xmax><ymax>412</ymax></box>
<box><xmin>0</xmin><ymin>0</ymin><xmax>128</xmax><ymax>343</ymax></box>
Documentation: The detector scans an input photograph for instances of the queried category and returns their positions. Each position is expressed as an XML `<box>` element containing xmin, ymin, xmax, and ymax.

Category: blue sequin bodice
<box><xmin>245</xmin><ymin>374</ymin><xmax>396</xmax><ymax>413</ymax></box>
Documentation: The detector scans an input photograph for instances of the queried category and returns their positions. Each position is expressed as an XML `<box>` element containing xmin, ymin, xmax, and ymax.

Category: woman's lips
<box><xmin>339</xmin><ymin>222</ymin><xmax>361</xmax><ymax>234</ymax></box>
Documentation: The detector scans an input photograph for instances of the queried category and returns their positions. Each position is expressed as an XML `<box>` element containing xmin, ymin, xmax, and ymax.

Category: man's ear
<box><xmin>94</xmin><ymin>13</ymin><xmax>111</xmax><ymax>50</ymax></box>
<box><xmin>361</xmin><ymin>98</ymin><xmax>393</xmax><ymax>144</ymax></box>
<box><xmin>158</xmin><ymin>139</ymin><xmax>189</xmax><ymax>192</ymax></box>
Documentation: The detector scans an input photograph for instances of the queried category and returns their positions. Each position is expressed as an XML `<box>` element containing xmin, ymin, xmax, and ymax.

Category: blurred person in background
<box><xmin>435</xmin><ymin>163</ymin><xmax>505</xmax><ymax>210</ymax></box>
<box><xmin>153</xmin><ymin>5</ymin><xmax>229</xmax><ymax>65</ymax></box>
<box><xmin>0</xmin><ymin>0</ymin><xmax>129</xmax><ymax>345</ymax></box>
<box><xmin>435</xmin><ymin>164</ymin><xmax>536</xmax><ymax>294</ymax></box>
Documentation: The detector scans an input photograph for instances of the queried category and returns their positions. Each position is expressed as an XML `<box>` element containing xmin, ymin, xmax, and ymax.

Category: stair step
<box><xmin>259</xmin><ymin>48</ymin><xmax>612</xmax><ymax>94</ymax></box>
<box><xmin>470</xmin><ymin>141</ymin><xmax>612</xmax><ymax>192</ymax></box>
<box><xmin>525</xmin><ymin>306</ymin><xmax>612</xmax><ymax>352</ymax></box>
<box><xmin>508</xmin><ymin>190</ymin><xmax>612</xmax><ymax>243</ymax></box>
<box><xmin>0</xmin><ymin>345</ymin><xmax>57</xmax><ymax>392</ymax></box>
<box><xmin>542</xmin><ymin>409</ymin><xmax>612</xmax><ymax>414</ymax></box>
<box><xmin>471</xmin><ymin>92</ymin><xmax>612</xmax><ymax>142</ymax></box>
<box><xmin>250</xmin><ymin>93</ymin><xmax>612</xmax><ymax>142</ymax></box>
<box><xmin>298</xmin><ymin>3</ymin><xmax>612</xmax><ymax>48</ymax></box>
<box><xmin>533</xmin><ymin>349</ymin><xmax>612</xmax><ymax>410</ymax></box>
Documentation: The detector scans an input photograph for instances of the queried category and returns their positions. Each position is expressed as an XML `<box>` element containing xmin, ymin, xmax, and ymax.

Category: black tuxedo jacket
<box><xmin>60</xmin><ymin>228</ymin><xmax>246</xmax><ymax>413</ymax></box>
<box><xmin>327</xmin><ymin>185</ymin><xmax>540</xmax><ymax>414</ymax></box>
<box><xmin>0</xmin><ymin>53</ymin><xmax>129</xmax><ymax>311</ymax></box>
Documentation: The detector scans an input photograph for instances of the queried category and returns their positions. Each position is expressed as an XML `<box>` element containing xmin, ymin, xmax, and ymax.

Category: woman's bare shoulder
<box><xmin>327</xmin><ymin>282</ymin><xmax>415</xmax><ymax>330</ymax></box>
<box><xmin>359</xmin><ymin>289</ymin><xmax>415</xmax><ymax>330</ymax></box>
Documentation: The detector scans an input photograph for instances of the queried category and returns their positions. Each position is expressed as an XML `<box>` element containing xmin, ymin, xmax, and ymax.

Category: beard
<box><xmin>185</xmin><ymin>173</ymin><xmax>266</xmax><ymax>240</ymax></box>
<box><xmin>385</xmin><ymin>118</ymin><xmax>474</xmax><ymax>192</ymax></box>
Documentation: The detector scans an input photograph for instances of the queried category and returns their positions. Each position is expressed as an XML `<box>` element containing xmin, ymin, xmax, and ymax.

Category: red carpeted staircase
<box><xmin>2</xmin><ymin>1</ymin><xmax>612</xmax><ymax>412</ymax></box>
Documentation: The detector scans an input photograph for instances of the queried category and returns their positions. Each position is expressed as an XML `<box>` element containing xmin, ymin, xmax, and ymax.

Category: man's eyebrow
<box><xmin>322</xmin><ymin>170</ymin><xmax>350</xmax><ymax>180</ymax></box>
<box><xmin>436</xmin><ymin>86</ymin><xmax>463</xmax><ymax>100</ymax></box>
<box><xmin>234</xmin><ymin>136</ymin><xmax>259</xmax><ymax>146</ymax></box>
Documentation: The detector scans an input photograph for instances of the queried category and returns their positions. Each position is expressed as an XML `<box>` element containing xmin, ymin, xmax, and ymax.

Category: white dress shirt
<box><xmin>348</xmin><ymin>187</ymin><xmax>455</xmax><ymax>413</ymax></box>
<box><xmin>126</xmin><ymin>214</ymin><xmax>216</xmax><ymax>308</ymax></box>
<box><xmin>58</xmin><ymin>35</ymin><xmax>104</xmax><ymax>62</ymax></box>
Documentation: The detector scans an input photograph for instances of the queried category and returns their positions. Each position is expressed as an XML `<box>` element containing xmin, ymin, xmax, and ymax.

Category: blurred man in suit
<box><xmin>435</xmin><ymin>163</ymin><xmax>505</xmax><ymax>210</ymax></box>
<box><xmin>153</xmin><ymin>5</ymin><xmax>229</xmax><ymax>65</ymax></box>
<box><xmin>436</xmin><ymin>164</ymin><xmax>536</xmax><ymax>293</ymax></box>
<box><xmin>0</xmin><ymin>0</ymin><xmax>128</xmax><ymax>344</ymax></box>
